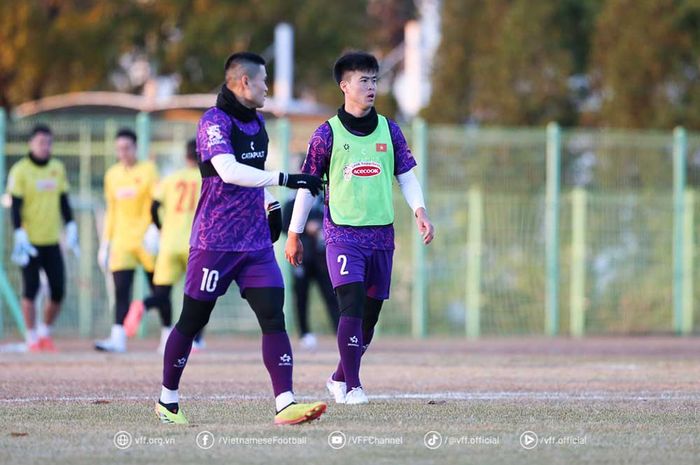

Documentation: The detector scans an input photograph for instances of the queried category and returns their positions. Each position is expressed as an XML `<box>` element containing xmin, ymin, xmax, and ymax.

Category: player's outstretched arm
<box><xmin>210</xmin><ymin>154</ymin><xmax>322</xmax><ymax>195</ymax></box>
<box><xmin>397</xmin><ymin>170</ymin><xmax>434</xmax><ymax>245</ymax></box>
<box><xmin>284</xmin><ymin>188</ymin><xmax>315</xmax><ymax>266</ymax></box>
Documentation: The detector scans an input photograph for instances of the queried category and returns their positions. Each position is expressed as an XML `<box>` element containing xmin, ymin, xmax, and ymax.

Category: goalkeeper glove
<box><xmin>11</xmin><ymin>228</ymin><xmax>37</xmax><ymax>267</ymax></box>
<box><xmin>97</xmin><ymin>241</ymin><xmax>110</xmax><ymax>272</ymax></box>
<box><xmin>64</xmin><ymin>221</ymin><xmax>80</xmax><ymax>257</ymax></box>
<box><xmin>267</xmin><ymin>201</ymin><xmax>282</xmax><ymax>243</ymax></box>
<box><xmin>143</xmin><ymin>224</ymin><xmax>160</xmax><ymax>256</ymax></box>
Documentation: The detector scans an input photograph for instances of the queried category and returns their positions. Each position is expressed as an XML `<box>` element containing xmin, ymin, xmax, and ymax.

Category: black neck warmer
<box><xmin>337</xmin><ymin>105</ymin><xmax>378</xmax><ymax>136</ymax></box>
<box><xmin>28</xmin><ymin>152</ymin><xmax>49</xmax><ymax>166</ymax></box>
<box><xmin>216</xmin><ymin>84</ymin><xmax>257</xmax><ymax>122</ymax></box>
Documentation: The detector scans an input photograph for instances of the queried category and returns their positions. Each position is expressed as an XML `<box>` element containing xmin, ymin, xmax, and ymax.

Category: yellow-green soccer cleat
<box><xmin>155</xmin><ymin>401</ymin><xmax>188</xmax><ymax>425</ymax></box>
<box><xmin>274</xmin><ymin>401</ymin><xmax>327</xmax><ymax>425</ymax></box>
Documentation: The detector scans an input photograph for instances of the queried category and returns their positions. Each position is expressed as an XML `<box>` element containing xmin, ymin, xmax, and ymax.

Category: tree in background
<box><xmin>473</xmin><ymin>0</ymin><xmax>575</xmax><ymax>126</ymax></box>
<box><xmin>0</xmin><ymin>0</ymin><xmax>413</xmax><ymax>117</ymax></box>
<box><xmin>161</xmin><ymin>0</ymin><xmax>412</xmax><ymax>112</ymax></box>
<box><xmin>589</xmin><ymin>0</ymin><xmax>692</xmax><ymax>128</ymax></box>
<box><xmin>0</xmin><ymin>1</ymin><xmax>127</xmax><ymax>107</ymax></box>
<box><xmin>424</xmin><ymin>0</ymin><xmax>700</xmax><ymax>129</ymax></box>
<box><xmin>421</xmin><ymin>0</ymin><xmax>478</xmax><ymax>124</ymax></box>
<box><xmin>676</xmin><ymin>0</ymin><xmax>700</xmax><ymax>129</ymax></box>
<box><xmin>424</xmin><ymin>0</ymin><xmax>582</xmax><ymax>126</ymax></box>
<box><xmin>7</xmin><ymin>0</ymin><xmax>700</xmax><ymax>129</ymax></box>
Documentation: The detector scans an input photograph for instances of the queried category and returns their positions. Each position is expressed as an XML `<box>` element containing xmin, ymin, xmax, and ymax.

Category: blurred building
<box><xmin>11</xmin><ymin>87</ymin><xmax>330</xmax><ymax>124</ymax></box>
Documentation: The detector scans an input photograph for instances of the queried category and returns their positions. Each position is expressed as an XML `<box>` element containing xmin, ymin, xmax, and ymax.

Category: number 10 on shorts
<box><xmin>200</xmin><ymin>267</ymin><xmax>219</xmax><ymax>292</ymax></box>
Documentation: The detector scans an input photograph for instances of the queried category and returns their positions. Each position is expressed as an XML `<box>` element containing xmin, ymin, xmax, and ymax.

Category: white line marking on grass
<box><xmin>381</xmin><ymin>391</ymin><xmax>700</xmax><ymax>401</ymax></box>
<box><xmin>2</xmin><ymin>391</ymin><xmax>700</xmax><ymax>404</ymax></box>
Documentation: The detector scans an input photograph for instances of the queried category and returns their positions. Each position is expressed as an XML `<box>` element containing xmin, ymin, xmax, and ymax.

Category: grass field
<box><xmin>1</xmin><ymin>336</ymin><xmax>699</xmax><ymax>464</ymax></box>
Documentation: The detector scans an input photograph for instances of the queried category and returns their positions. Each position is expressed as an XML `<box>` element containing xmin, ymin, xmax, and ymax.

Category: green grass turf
<box><xmin>1</xmin><ymin>336</ymin><xmax>699</xmax><ymax>464</ymax></box>
<box><xmin>1</xmin><ymin>398</ymin><xmax>698</xmax><ymax>465</ymax></box>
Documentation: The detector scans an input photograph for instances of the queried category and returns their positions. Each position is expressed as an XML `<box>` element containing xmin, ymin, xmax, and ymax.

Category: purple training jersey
<box><xmin>302</xmin><ymin>117</ymin><xmax>417</xmax><ymax>250</ymax></box>
<box><xmin>191</xmin><ymin>107</ymin><xmax>271</xmax><ymax>252</ymax></box>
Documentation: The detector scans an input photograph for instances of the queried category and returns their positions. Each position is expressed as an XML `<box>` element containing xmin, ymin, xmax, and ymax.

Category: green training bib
<box><xmin>327</xmin><ymin>114</ymin><xmax>394</xmax><ymax>226</ymax></box>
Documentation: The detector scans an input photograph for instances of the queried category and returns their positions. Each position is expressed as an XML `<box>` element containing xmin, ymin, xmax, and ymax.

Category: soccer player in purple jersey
<box><xmin>285</xmin><ymin>52</ymin><xmax>435</xmax><ymax>405</ymax></box>
<box><xmin>155</xmin><ymin>52</ymin><xmax>327</xmax><ymax>426</ymax></box>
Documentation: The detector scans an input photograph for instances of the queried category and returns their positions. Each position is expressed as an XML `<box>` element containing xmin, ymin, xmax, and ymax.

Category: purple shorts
<box><xmin>325</xmin><ymin>243</ymin><xmax>394</xmax><ymax>300</ymax></box>
<box><xmin>184</xmin><ymin>247</ymin><xmax>284</xmax><ymax>301</ymax></box>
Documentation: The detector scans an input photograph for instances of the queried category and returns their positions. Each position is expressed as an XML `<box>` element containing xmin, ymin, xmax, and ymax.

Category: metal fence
<box><xmin>0</xmin><ymin>110</ymin><xmax>697</xmax><ymax>339</ymax></box>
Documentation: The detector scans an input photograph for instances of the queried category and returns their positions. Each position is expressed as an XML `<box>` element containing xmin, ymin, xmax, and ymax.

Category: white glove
<box><xmin>64</xmin><ymin>221</ymin><xmax>80</xmax><ymax>258</ymax></box>
<box><xmin>142</xmin><ymin>224</ymin><xmax>160</xmax><ymax>256</ymax></box>
<box><xmin>98</xmin><ymin>241</ymin><xmax>110</xmax><ymax>272</ymax></box>
<box><xmin>11</xmin><ymin>228</ymin><xmax>38</xmax><ymax>267</ymax></box>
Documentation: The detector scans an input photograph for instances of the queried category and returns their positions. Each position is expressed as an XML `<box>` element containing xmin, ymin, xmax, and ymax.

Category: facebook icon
<box><xmin>196</xmin><ymin>431</ymin><xmax>215</xmax><ymax>449</ymax></box>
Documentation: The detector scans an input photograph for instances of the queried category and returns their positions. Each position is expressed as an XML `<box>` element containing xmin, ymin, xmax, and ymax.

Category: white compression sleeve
<box><xmin>288</xmin><ymin>188</ymin><xmax>315</xmax><ymax>234</ymax></box>
<box><xmin>211</xmin><ymin>153</ymin><xmax>280</xmax><ymax>187</ymax></box>
<box><xmin>396</xmin><ymin>170</ymin><xmax>426</xmax><ymax>214</ymax></box>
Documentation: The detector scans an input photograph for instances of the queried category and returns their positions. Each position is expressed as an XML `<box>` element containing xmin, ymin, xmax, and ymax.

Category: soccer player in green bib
<box><xmin>285</xmin><ymin>52</ymin><xmax>435</xmax><ymax>404</ymax></box>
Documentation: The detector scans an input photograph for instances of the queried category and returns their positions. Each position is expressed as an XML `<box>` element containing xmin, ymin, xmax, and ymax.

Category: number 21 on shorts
<box><xmin>337</xmin><ymin>255</ymin><xmax>349</xmax><ymax>276</ymax></box>
<box><xmin>200</xmin><ymin>267</ymin><xmax>219</xmax><ymax>292</ymax></box>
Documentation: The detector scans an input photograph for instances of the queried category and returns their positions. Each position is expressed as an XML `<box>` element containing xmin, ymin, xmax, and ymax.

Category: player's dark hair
<box><xmin>333</xmin><ymin>52</ymin><xmax>379</xmax><ymax>84</ymax></box>
<box><xmin>224</xmin><ymin>52</ymin><xmax>266</xmax><ymax>73</ymax></box>
<box><xmin>115</xmin><ymin>128</ymin><xmax>137</xmax><ymax>144</ymax></box>
<box><xmin>186</xmin><ymin>138</ymin><xmax>197</xmax><ymax>161</ymax></box>
<box><xmin>30</xmin><ymin>124</ymin><xmax>52</xmax><ymax>138</ymax></box>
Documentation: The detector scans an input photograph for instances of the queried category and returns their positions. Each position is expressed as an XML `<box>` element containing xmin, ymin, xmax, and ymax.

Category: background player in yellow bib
<box><xmin>94</xmin><ymin>128</ymin><xmax>162</xmax><ymax>353</ymax></box>
<box><xmin>122</xmin><ymin>139</ymin><xmax>204</xmax><ymax>353</ymax></box>
<box><xmin>7</xmin><ymin>124</ymin><xmax>79</xmax><ymax>352</ymax></box>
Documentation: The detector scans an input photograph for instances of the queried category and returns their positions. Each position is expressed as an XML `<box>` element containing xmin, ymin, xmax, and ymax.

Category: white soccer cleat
<box><xmin>326</xmin><ymin>376</ymin><xmax>347</xmax><ymax>404</ymax></box>
<box><xmin>345</xmin><ymin>387</ymin><xmax>368</xmax><ymax>405</ymax></box>
<box><xmin>300</xmin><ymin>333</ymin><xmax>318</xmax><ymax>351</ymax></box>
<box><xmin>94</xmin><ymin>338</ymin><xmax>126</xmax><ymax>353</ymax></box>
<box><xmin>94</xmin><ymin>325</ymin><xmax>126</xmax><ymax>353</ymax></box>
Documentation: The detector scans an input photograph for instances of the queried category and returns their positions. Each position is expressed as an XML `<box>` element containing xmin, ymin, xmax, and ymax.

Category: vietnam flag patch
<box><xmin>376</xmin><ymin>143</ymin><xmax>387</xmax><ymax>152</ymax></box>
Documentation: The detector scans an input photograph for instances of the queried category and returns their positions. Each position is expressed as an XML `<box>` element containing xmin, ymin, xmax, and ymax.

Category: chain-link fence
<box><xmin>0</xmin><ymin>113</ymin><xmax>696</xmax><ymax>338</ymax></box>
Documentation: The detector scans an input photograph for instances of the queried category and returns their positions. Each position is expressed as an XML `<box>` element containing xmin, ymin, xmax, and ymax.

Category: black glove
<box><xmin>267</xmin><ymin>201</ymin><xmax>282</xmax><ymax>243</ymax></box>
<box><xmin>279</xmin><ymin>173</ymin><xmax>322</xmax><ymax>196</ymax></box>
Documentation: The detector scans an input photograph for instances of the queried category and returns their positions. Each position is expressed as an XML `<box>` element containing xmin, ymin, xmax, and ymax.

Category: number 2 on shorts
<box><xmin>337</xmin><ymin>254</ymin><xmax>349</xmax><ymax>276</ymax></box>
